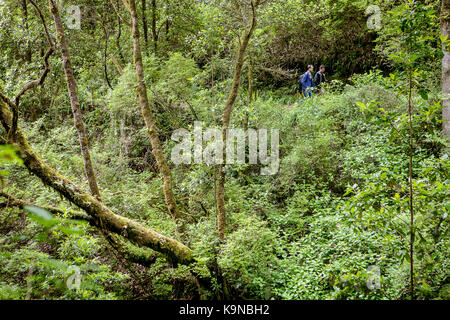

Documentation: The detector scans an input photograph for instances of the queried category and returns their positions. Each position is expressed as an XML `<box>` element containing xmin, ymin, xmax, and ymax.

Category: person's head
<box><xmin>320</xmin><ymin>65</ymin><xmax>326</xmax><ymax>73</ymax></box>
<box><xmin>307</xmin><ymin>65</ymin><xmax>314</xmax><ymax>72</ymax></box>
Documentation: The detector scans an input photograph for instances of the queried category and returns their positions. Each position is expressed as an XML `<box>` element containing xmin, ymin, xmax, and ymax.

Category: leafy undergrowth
<box><xmin>1</xmin><ymin>71</ymin><xmax>448</xmax><ymax>300</ymax></box>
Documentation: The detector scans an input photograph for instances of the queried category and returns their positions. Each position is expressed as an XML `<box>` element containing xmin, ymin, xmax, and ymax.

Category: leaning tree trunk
<box><xmin>49</xmin><ymin>0</ymin><xmax>102</xmax><ymax>200</ymax></box>
<box><xmin>123</xmin><ymin>0</ymin><xmax>182</xmax><ymax>227</ymax></box>
<box><xmin>0</xmin><ymin>97</ymin><xmax>193</xmax><ymax>265</ymax></box>
<box><xmin>442</xmin><ymin>0</ymin><xmax>450</xmax><ymax>137</ymax></box>
<box><xmin>217</xmin><ymin>1</ymin><xmax>259</xmax><ymax>240</ymax></box>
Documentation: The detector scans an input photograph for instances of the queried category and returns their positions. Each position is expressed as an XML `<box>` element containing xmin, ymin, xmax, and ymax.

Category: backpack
<box><xmin>298</xmin><ymin>72</ymin><xmax>309</xmax><ymax>86</ymax></box>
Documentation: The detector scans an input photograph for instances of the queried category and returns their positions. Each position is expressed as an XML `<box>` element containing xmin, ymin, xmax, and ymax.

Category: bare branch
<box><xmin>0</xmin><ymin>190</ymin><xmax>159</xmax><ymax>266</ymax></box>
<box><xmin>12</xmin><ymin>0</ymin><xmax>55</xmax><ymax>137</ymax></box>
<box><xmin>0</xmin><ymin>191</ymin><xmax>91</xmax><ymax>221</ymax></box>
<box><xmin>115</xmin><ymin>0</ymin><xmax>131</xmax><ymax>24</ymax></box>
<box><xmin>29</xmin><ymin>0</ymin><xmax>54</xmax><ymax>48</ymax></box>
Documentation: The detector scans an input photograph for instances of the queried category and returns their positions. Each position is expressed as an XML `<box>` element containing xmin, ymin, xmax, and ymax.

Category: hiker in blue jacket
<box><xmin>299</xmin><ymin>65</ymin><xmax>315</xmax><ymax>103</ymax></box>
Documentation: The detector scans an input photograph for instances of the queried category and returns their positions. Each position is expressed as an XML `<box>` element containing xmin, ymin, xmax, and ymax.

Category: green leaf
<box><xmin>24</xmin><ymin>205</ymin><xmax>53</xmax><ymax>220</ymax></box>
<box><xmin>356</xmin><ymin>102</ymin><xmax>366</xmax><ymax>110</ymax></box>
<box><xmin>27</xmin><ymin>214</ymin><xmax>58</xmax><ymax>228</ymax></box>
<box><xmin>0</xmin><ymin>145</ymin><xmax>23</xmax><ymax>165</ymax></box>
<box><xmin>59</xmin><ymin>226</ymin><xmax>84</xmax><ymax>235</ymax></box>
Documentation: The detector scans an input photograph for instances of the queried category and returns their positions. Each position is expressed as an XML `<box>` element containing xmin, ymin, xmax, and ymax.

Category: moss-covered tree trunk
<box><xmin>0</xmin><ymin>98</ymin><xmax>194</xmax><ymax>265</ymax></box>
<box><xmin>123</xmin><ymin>0</ymin><xmax>182</xmax><ymax>228</ymax></box>
<box><xmin>442</xmin><ymin>0</ymin><xmax>450</xmax><ymax>137</ymax></box>
<box><xmin>49</xmin><ymin>0</ymin><xmax>102</xmax><ymax>200</ymax></box>
<box><xmin>217</xmin><ymin>0</ymin><xmax>259</xmax><ymax>240</ymax></box>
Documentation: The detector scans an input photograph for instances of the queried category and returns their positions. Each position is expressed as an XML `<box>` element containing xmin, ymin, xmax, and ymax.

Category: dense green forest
<box><xmin>0</xmin><ymin>0</ymin><xmax>448</xmax><ymax>300</ymax></box>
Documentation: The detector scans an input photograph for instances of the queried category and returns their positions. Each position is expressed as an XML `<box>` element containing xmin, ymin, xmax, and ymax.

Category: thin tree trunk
<box><xmin>248</xmin><ymin>55</ymin><xmax>253</xmax><ymax>106</ymax></box>
<box><xmin>102</xmin><ymin>24</ymin><xmax>113</xmax><ymax>89</ymax></box>
<box><xmin>244</xmin><ymin>55</ymin><xmax>253</xmax><ymax>131</ymax></box>
<box><xmin>123</xmin><ymin>0</ymin><xmax>182</xmax><ymax>226</ymax></box>
<box><xmin>407</xmin><ymin>67</ymin><xmax>415</xmax><ymax>300</ymax></box>
<box><xmin>165</xmin><ymin>0</ymin><xmax>169</xmax><ymax>41</ymax></box>
<box><xmin>151</xmin><ymin>0</ymin><xmax>158</xmax><ymax>54</ymax></box>
<box><xmin>110</xmin><ymin>54</ymin><xmax>124</xmax><ymax>75</ymax></box>
<box><xmin>217</xmin><ymin>1</ymin><xmax>259</xmax><ymax>240</ymax></box>
<box><xmin>441</xmin><ymin>0</ymin><xmax>450</xmax><ymax>136</ymax></box>
<box><xmin>21</xmin><ymin>0</ymin><xmax>31</xmax><ymax>62</ymax></box>
<box><xmin>142</xmin><ymin>0</ymin><xmax>149</xmax><ymax>50</ymax></box>
<box><xmin>49</xmin><ymin>0</ymin><xmax>102</xmax><ymax>201</ymax></box>
<box><xmin>112</xmin><ymin>0</ymin><xmax>126</xmax><ymax>64</ymax></box>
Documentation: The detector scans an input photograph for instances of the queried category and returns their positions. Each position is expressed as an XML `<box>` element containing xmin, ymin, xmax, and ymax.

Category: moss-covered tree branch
<box><xmin>0</xmin><ymin>98</ymin><xmax>194</xmax><ymax>265</ymax></box>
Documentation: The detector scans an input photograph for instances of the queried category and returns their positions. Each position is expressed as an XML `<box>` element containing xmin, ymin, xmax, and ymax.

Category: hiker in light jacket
<box><xmin>299</xmin><ymin>65</ymin><xmax>314</xmax><ymax>102</ymax></box>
